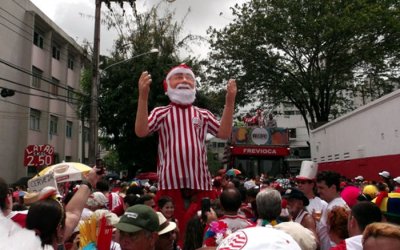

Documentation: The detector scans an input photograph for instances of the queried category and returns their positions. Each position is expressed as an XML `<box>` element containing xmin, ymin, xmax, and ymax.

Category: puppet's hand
<box><xmin>226</xmin><ymin>79</ymin><xmax>237</xmax><ymax>105</ymax></box>
<box><xmin>138</xmin><ymin>71</ymin><xmax>152</xmax><ymax>98</ymax></box>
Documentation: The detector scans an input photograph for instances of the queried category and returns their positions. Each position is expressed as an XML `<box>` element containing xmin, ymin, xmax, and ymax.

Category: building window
<box><xmin>84</xmin><ymin>126</ymin><xmax>89</xmax><ymax>142</ymax></box>
<box><xmin>29</xmin><ymin>108</ymin><xmax>41</xmax><ymax>131</ymax></box>
<box><xmin>68</xmin><ymin>56</ymin><xmax>74</xmax><ymax>70</ymax></box>
<box><xmin>52</xmin><ymin>44</ymin><xmax>60</xmax><ymax>60</ymax></box>
<box><xmin>289</xmin><ymin>128</ymin><xmax>297</xmax><ymax>139</ymax></box>
<box><xmin>67</xmin><ymin>86</ymin><xmax>74</xmax><ymax>103</ymax></box>
<box><xmin>33</xmin><ymin>31</ymin><xmax>44</xmax><ymax>49</ymax></box>
<box><xmin>54</xmin><ymin>153</ymin><xmax>60</xmax><ymax>164</ymax></box>
<box><xmin>50</xmin><ymin>115</ymin><xmax>58</xmax><ymax>135</ymax></box>
<box><xmin>51</xmin><ymin>77</ymin><xmax>59</xmax><ymax>96</ymax></box>
<box><xmin>66</xmin><ymin>121</ymin><xmax>73</xmax><ymax>138</ymax></box>
<box><xmin>32</xmin><ymin>66</ymin><xmax>42</xmax><ymax>88</ymax></box>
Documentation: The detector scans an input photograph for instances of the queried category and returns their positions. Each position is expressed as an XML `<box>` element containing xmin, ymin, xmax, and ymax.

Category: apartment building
<box><xmin>0</xmin><ymin>0</ymin><xmax>88</xmax><ymax>183</ymax></box>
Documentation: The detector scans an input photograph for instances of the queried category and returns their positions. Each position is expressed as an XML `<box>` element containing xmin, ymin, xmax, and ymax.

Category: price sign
<box><xmin>24</xmin><ymin>144</ymin><xmax>54</xmax><ymax>167</ymax></box>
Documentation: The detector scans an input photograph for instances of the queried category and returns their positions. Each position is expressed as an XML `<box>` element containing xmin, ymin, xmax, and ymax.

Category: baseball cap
<box><xmin>379</xmin><ymin>171</ymin><xmax>390</xmax><ymax>178</ymax></box>
<box><xmin>115</xmin><ymin>204</ymin><xmax>159</xmax><ymax>233</ymax></box>
<box><xmin>363</xmin><ymin>185</ymin><xmax>378</xmax><ymax>199</ymax></box>
<box><xmin>217</xmin><ymin>226</ymin><xmax>301</xmax><ymax>250</ymax></box>
<box><xmin>94</xmin><ymin>209</ymin><xmax>119</xmax><ymax>225</ymax></box>
<box><xmin>156</xmin><ymin>212</ymin><xmax>176</xmax><ymax>235</ymax></box>
<box><xmin>393</xmin><ymin>176</ymin><xmax>400</xmax><ymax>184</ymax></box>
<box><xmin>354</xmin><ymin>176</ymin><xmax>364</xmax><ymax>181</ymax></box>
<box><xmin>87</xmin><ymin>191</ymin><xmax>108</xmax><ymax>207</ymax></box>
<box><xmin>244</xmin><ymin>180</ymin><xmax>256</xmax><ymax>190</ymax></box>
<box><xmin>283</xmin><ymin>188</ymin><xmax>309</xmax><ymax>206</ymax></box>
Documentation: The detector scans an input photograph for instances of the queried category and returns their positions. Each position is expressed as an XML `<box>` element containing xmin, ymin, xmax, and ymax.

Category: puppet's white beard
<box><xmin>167</xmin><ymin>85</ymin><xmax>196</xmax><ymax>105</ymax></box>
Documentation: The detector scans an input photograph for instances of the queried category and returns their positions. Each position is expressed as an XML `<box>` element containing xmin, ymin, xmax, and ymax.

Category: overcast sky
<box><xmin>30</xmin><ymin>0</ymin><xmax>247</xmax><ymax>58</ymax></box>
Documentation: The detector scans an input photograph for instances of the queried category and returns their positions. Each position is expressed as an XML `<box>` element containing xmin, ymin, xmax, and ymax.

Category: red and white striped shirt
<box><xmin>148</xmin><ymin>103</ymin><xmax>220</xmax><ymax>190</ymax></box>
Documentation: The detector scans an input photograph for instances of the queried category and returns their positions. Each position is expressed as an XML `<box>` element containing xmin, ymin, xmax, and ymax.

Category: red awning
<box><xmin>136</xmin><ymin>172</ymin><xmax>158</xmax><ymax>181</ymax></box>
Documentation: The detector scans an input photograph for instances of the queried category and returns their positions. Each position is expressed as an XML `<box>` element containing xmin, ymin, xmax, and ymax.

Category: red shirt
<box><xmin>148</xmin><ymin>103</ymin><xmax>220</xmax><ymax>190</ymax></box>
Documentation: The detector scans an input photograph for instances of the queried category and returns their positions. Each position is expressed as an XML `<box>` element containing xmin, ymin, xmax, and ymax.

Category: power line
<box><xmin>0</xmin><ymin>98</ymin><xmax>83</xmax><ymax>120</ymax></box>
<box><xmin>0</xmin><ymin>57</ymin><xmax>90</xmax><ymax>99</ymax></box>
<box><xmin>0</xmin><ymin>82</ymin><xmax>79</xmax><ymax>104</ymax></box>
<box><xmin>0</xmin><ymin>78</ymin><xmax>81</xmax><ymax>104</ymax></box>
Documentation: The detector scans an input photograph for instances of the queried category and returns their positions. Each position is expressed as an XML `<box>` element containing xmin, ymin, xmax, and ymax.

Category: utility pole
<box><xmin>89</xmin><ymin>0</ymin><xmax>101</xmax><ymax>166</ymax></box>
<box><xmin>88</xmin><ymin>0</ymin><xmax>171</xmax><ymax>165</ymax></box>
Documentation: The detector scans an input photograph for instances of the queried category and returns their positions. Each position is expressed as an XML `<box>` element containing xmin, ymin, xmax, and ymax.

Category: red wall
<box><xmin>318</xmin><ymin>154</ymin><xmax>400</xmax><ymax>180</ymax></box>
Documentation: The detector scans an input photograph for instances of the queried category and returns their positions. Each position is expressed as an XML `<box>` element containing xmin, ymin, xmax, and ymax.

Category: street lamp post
<box><xmin>101</xmin><ymin>48</ymin><xmax>159</xmax><ymax>73</ymax></box>
<box><xmin>89</xmin><ymin>0</ymin><xmax>166</xmax><ymax>166</ymax></box>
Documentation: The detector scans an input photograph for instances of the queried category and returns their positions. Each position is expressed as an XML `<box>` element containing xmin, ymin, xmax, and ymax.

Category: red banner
<box><xmin>24</xmin><ymin>144</ymin><xmax>54</xmax><ymax>167</ymax></box>
<box><xmin>231</xmin><ymin>146</ymin><xmax>290</xmax><ymax>156</ymax></box>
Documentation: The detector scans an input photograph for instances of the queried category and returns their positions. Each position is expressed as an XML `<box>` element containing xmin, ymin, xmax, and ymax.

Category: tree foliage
<box><xmin>97</xmin><ymin>5</ymin><xmax>204</xmax><ymax>173</ymax></box>
<box><xmin>207</xmin><ymin>0</ymin><xmax>400</xmax><ymax>129</ymax></box>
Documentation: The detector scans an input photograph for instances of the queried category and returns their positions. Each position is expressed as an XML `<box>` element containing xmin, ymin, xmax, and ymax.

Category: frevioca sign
<box><xmin>250</xmin><ymin>128</ymin><xmax>269</xmax><ymax>145</ymax></box>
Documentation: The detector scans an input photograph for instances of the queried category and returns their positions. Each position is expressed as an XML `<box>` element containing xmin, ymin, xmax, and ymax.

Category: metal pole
<box><xmin>89</xmin><ymin>0</ymin><xmax>101</xmax><ymax>166</ymax></box>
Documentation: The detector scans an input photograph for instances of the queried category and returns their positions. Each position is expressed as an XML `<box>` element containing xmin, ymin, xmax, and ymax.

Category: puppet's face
<box><xmin>166</xmin><ymin>73</ymin><xmax>196</xmax><ymax>105</ymax></box>
<box><xmin>169</xmin><ymin>73</ymin><xmax>195</xmax><ymax>89</ymax></box>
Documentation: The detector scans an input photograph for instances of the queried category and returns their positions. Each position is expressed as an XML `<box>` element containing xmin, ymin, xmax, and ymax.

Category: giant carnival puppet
<box><xmin>135</xmin><ymin>64</ymin><xmax>237</xmax><ymax>234</ymax></box>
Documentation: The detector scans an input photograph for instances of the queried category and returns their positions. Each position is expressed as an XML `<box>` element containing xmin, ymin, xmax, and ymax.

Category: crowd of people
<box><xmin>1</xmin><ymin>161</ymin><xmax>400</xmax><ymax>250</ymax></box>
<box><xmin>1</xmin><ymin>65</ymin><xmax>400</xmax><ymax>250</ymax></box>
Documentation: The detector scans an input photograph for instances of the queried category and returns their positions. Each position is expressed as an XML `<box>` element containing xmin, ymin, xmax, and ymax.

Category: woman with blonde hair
<box><xmin>363</xmin><ymin>222</ymin><xmax>400</xmax><ymax>250</ymax></box>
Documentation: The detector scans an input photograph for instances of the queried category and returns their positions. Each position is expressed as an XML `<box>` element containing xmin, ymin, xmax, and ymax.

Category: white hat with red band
<box><xmin>163</xmin><ymin>64</ymin><xmax>195</xmax><ymax>92</ymax></box>
<box><xmin>296</xmin><ymin>161</ymin><xmax>318</xmax><ymax>181</ymax></box>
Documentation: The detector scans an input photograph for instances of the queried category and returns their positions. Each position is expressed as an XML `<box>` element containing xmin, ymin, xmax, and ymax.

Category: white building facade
<box><xmin>0</xmin><ymin>0</ymin><xmax>89</xmax><ymax>183</ymax></box>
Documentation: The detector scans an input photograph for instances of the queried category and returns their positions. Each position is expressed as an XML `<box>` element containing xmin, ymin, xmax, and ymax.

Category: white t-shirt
<box><xmin>306</xmin><ymin>197</ymin><xmax>330</xmax><ymax>250</ymax></box>
<box><xmin>345</xmin><ymin>235</ymin><xmax>363</xmax><ymax>250</ymax></box>
<box><xmin>0</xmin><ymin>212</ymin><xmax>45</xmax><ymax>249</ymax></box>
<box><xmin>319</xmin><ymin>197</ymin><xmax>349</xmax><ymax>250</ymax></box>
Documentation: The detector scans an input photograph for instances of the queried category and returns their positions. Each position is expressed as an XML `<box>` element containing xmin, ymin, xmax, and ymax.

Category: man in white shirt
<box><xmin>316</xmin><ymin>171</ymin><xmax>350</xmax><ymax>249</ymax></box>
<box><xmin>296</xmin><ymin>161</ymin><xmax>328</xmax><ymax>249</ymax></box>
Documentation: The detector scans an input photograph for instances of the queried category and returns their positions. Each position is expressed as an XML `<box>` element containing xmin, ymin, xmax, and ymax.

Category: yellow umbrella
<box><xmin>33</xmin><ymin>162</ymin><xmax>92</xmax><ymax>183</ymax></box>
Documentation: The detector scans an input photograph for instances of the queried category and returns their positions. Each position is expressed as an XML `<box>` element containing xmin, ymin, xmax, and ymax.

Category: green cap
<box><xmin>115</xmin><ymin>204</ymin><xmax>159</xmax><ymax>233</ymax></box>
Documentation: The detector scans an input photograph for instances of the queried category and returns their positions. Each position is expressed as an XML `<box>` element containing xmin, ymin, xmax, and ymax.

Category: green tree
<box><xmin>207</xmin><ymin>0</ymin><xmax>400</xmax><ymax>129</ymax></box>
<box><xmin>98</xmin><ymin>5</ymin><xmax>204</xmax><ymax>173</ymax></box>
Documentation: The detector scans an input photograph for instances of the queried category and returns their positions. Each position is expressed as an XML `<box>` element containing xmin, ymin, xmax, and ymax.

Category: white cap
<box><xmin>87</xmin><ymin>191</ymin><xmax>108</xmax><ymax>207</ymax></box>
<box><xmin>244</xmin><ymin>180</ymin><xmax>256</xmax><ymax>190</ymax></box>
<box><xmin>355</xmin><ymin>176</ymin><xmax>364</xmax><ymax>181</ymax></box>
<box><xmin>379</xmin><ymin>171</ymin><xmax>391</xmax><ymax>179</ymax></box>
<box><xmin>296</xmin><ymin>161</ymin><xmax>318</xmax><ymax>180</ymax></box>
<box><xmin>156</xmin><ymin>212</ymin><xmax>177</xmax><ymax>235</ymax></box>
<box><xmin>393</xmin><ymin>176</ymin><xmax>400</xmax><ymax>184</ymax></box>
<box><xmin>217</xmin><ymin>226</ymin><xmax>301</xmax><ymax>250</ymax></box>
<box><xmin>93</xmin><ymin>209</ymin><xmax>119</xmax><ymax>225</ymax></box>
